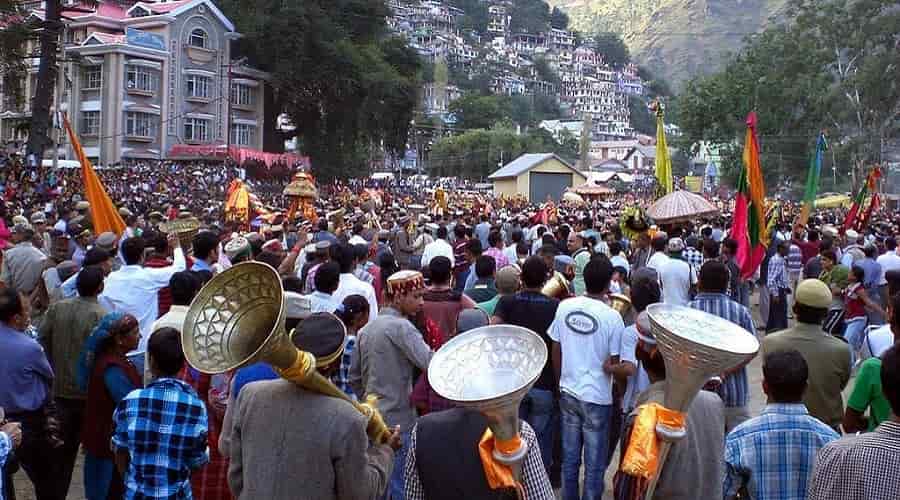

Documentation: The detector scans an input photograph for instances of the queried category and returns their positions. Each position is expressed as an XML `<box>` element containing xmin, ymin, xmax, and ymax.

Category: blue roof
<box><xmin>488</xmin><ymin>153</ymin><xmax>579</xmax><ymax>179</ymax></box>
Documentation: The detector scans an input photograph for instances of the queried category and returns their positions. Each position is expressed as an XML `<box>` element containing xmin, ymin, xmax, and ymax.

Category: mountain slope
<box><xmin>549</xmin><ymin>0</ymin><xmax>790</xmax><ymax>88</ymax></box>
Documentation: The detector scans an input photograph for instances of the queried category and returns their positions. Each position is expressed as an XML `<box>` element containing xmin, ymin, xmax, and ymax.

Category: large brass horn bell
<box><xmin>182</xmin><ymin>262</ymin><xmax>390</xmax><ymax>444</ymax></box>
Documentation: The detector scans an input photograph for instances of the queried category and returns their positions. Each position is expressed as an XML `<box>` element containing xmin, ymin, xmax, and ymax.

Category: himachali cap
<box><xmin>75</xmin><ymin>201</ymin><xmax>90</xmax><ymax>211</ymax></box>
<box><xmin>118</xmin><ymin>207</ymin><xmax>133</xmax><ymax>218</ymax></box>
<box><xmin>95</xmin><ymin>232</ymin><xmax>117</xmax><ymax>249</ymax></box>
<box><xmin>795</xmin><ymin>279</ymin><xmax>832</xmax><ymax>309</ymax></box>
<box><xmin>12</xmin><ymin>215</ymin><xmax>28</xmax><ymax>226</ymax></box>
<box><xmin>30</xmin><ymin>212</ymin><xmax>46</xmax><ymax>224</ymax></box>
<box><xmin>667</xmin><ymin>237</ymin><xmax>685</xmax><ymax>253</ymax></box>
<box><xmin>845</xmin><ymin>229</ymin><xmax>860</xmax><ymax>241</ymax></box>
<box><xmin>386</xmin><ymin>270</ymin><xmax>426</xmax><ymax>298</ymax></box>
<box><xmin>148</xmin><ymin>211</ymin><xmax>164</xmax><ymax>220</ymax></box>
<box><xmin>224</xmin><ymin>236</ymin><xmax>251</xmax><ymax>260</ymax></box>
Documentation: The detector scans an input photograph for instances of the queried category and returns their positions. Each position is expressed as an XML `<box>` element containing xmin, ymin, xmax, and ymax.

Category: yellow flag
<box><xmin>654</xmin><ymin>102</ymin><xmax>673</xmax><ymax>197</ymax></box>
<box><xmin>63</xmin><ymin>114</ymin><xmax>126</xmax><ymax>236</ymax></box>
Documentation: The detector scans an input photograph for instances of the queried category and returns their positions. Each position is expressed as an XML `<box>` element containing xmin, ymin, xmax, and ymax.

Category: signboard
<box><xmin>684</xmin><ymin>176</ymin><xmax>703</xmax><ymax>193</ymax></box>
<box><xmin>126</xmin><ymin>27</ymin><xmax>166</xmax><ymax>51</ymax></box>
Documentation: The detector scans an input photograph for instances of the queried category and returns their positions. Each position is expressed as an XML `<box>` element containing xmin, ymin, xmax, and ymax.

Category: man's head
<box><xmin>386</xmin><ymin>270</ymin><xmax>426</xmax><ymax>317</ymax></box>
<box><xmin>793</xmin><ymin>279</ymin><xmax>832</xmax><ymax>325</ymax></box>
<box><xmin>629</xmin><ymin>270</ymin><xmax>661</xmax><ymax>313</ymax></box>
<box><xmin>148</xmin><ymin>327</ymin><xmax>185</xmax><ymax>378</ymax></box>
<box><xmin>702</xmin><ymin>239</ymin><xmax>720</xmax><ymax>259</ymax></box>
<box><xmin>495</xmin><ymin>266</ymin><xmax>520</xmax><ymax>296</ymax></box>
<box><xmin>292</xmin><ymin>312</ymin><xmax>347</xmax><ymax>376</ymax></box>
<box><xmin>698</xmin><ymin>261</ymin><xmax>728</xmax><ymax>294</ymax></box>
<box><xmin>121</xmin><ymin>236</ymin><xmax>146</xmax><ymax>266</ymax></box>
<box><xmin>651</xmin><ymin>235</ymin><xmax>667</xmax><ymax>253</ymax></box>
<box><xmin>637</xmin><ymin>232</ymin><xmax>651</xmax><ymax>249</ymax></box>
<box><xmin>192</xmin><ymin>231</ymin><xmax>219</xmax><ymax>263</ymax></box>
<box><xmin>428</xmin><ymin>256</ymin><xmax>453</xmax><ymax>286</ymax></box>
<box><xmin>777</xmin><ymin>240</ymin><xmax>789</xmax><ymax>256</ymax></box>
<box><xmin>95</xmin><ymin>232</ymin><xmax>117</xmax><ymax>254</ymax></box>
<box><xmin>584</xmin><ymin>255</ymin><xmax>613</xmax><ymax>295</ymax></box>
<box><xmin>169</xmin><ymin>271</ymin><xmax>200</xmax><ymax>307</ymax></box>
<box><xmin>538</xmin><ymin>244</ymin><xmax>558</xmax><ymax>270</ymax></box>
<box><xmin>886</xmin><ymin>237</ymin><xmax>898</xmax><ymax>253</ymax></box>
<box><xmin>76</xmin><ymin>265</ymin><xmax>105</xmax><ymax>298</ymax></box>
<box><xmin>314</xmin><ymin>262</ymin><xmax>341</xmax><ymax>295</ymax></box>
<box><xmin>880</xmin><ymin>343</ymin><xmax>900</xmax><ymax>417</ymax></box>
<box><xmin>820</xmin><ymin>249</ymin><xmax>837</xmax><ymax>270</ymax></box>
<box><xmin>488</xmin><ymin>231</ymin><xmax>502</xmax><ymax>250</ymax></box>
<box><xmin>567</xmin><ymin>232</ymin><xmax>583</xmax><ymax>253</ymax></box>
<box><xmin>436</xmin><ymin>225</ymin><xmax>448</xmax><ymax>240</ymax></box>
<box><xmin>51</xmin><ymin>234</ymin><xmax>71</xmax><ymax>262</ymax></box>
<box><xmin>474</xmin><ymin>255</ymin><xmax>496</xmax><ymax>280</ymax></box>
<box><xmin>722</xmin><ymin>238</ymin><xmax>738</xmax><ymax>258</ymax></box>
<box><xmin>83</xmin><ymin>248</ymin><xmax>113</xmax><ymax>275</ymax></box>
<box><xmin>334</xmin><ymin>244</ymin><xmax>356</xmax><ymax>274</ymax></box>
<box><xmin>762</xmin><ymin>349</ymin><xmax>808</xmax><ymax>403</ymax></box>
<box><xmin>465</xmin><ymin>239</ymin><xmax>483</xmax><ymax>262</ymax></box>
<box><xmin>521</xmin><ymin>256</ymin><xmax>549</xmax><ymax>290</ymax></box>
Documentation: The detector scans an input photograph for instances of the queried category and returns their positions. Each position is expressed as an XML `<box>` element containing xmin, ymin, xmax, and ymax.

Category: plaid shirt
<box><xmin>787</xmin><ymin>244</ymin><xmax>804</xmax><ymax>274</ymax></box>
<box><xmin>808</xmin><ymin>421</ymin><xmax>900</xmax><ymax>500</ymax></box>
<box><xmin>404</xmin><ymin>419</ymin><xmax>554</xmax><ymax>500</ymax></box>
<box><xmin>683</xmin><ymin>247</ymin><xmax>703</xmax><ymax>269</ymax></box>
<box><xmin>113</xmin><ymin>378</ymin><xmax>209</xmax><ymax>499</ymax></box>
<box><xmin>688</xmin><ymin>292</ymin><xmax>755</xmax><ymax>407</ymax></box>
<box><xmin>332</xmin><ymin>335</ymin><xmax>357</xmax><ymax>400</ymax></box>
<box><xmin>724</xmin><ymin>404</ymin><xmax>839</xmax><ymax>500</ymax></box>
<box><xmin>767</xmin><ymin>253</ymin><xmax>789</xmax><ymax>293</ymax></box>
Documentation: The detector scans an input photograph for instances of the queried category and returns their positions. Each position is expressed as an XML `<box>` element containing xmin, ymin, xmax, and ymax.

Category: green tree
<box><xmin>448</xmin><ymin>93</ymin><xmax>512</xmax><ymax>130</ymax></box>
<box><xmin>589</xmin><ymin>32</ymin><xmax>630</xmax><ymax>68</ymax></box>
<box><xmin>550</xmin><ymin>7</ymin><xmax>569</xmax><ymax>29</ymax></box>
<box><xmin>629</xmin><ymin>98</ymin><xmax>654</xmax><ymax>136</ymax></box>
<box><xmin>220</xmin><ymin>0</ymin><xmax>421</xmax><ymax>180</ymax></box>
<box><xmin>579</xmin><ymin>112</ymin><xmax>592</xmax><ymax>168</ymax></box>
<box><xmin>509</xmin><ymin>0</ymin><xmax>551</xmax><ymax>34</ymax></box>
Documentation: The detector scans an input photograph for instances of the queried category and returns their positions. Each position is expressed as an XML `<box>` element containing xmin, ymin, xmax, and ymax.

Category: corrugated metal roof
<box><xmin>488</xmin><ymin>153</ymin><xmax>581</xmax><ymax>179</ymax></box>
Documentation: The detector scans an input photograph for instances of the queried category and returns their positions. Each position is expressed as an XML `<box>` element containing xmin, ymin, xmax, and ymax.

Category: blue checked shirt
<box><xmin>767</xmin><ymin>253</ymin><xmax>789</xmax><ymax>294</ymax></box>
<box><xmin>724</xmin><ymin>404</ymin><xmax>840</xmax><ymax>500</ymax></box>
<box><xmin>683</xmin><ymin>246</ymin><xmax>704</xmax><ymax>269</ymax></box>
<box><xmin>113</xmin><ymin>378</ymin><xmax>209</xmax><ymax>499</ymax></box>
<box><xmin>332</xmin><ymin>335</ymin><xmax>357</xmax><ymax>400</ymax></box>
<box><xmin>688</xmin><ymin>292</ymin><xmax>755</xmax><ymax>407</ymax></box>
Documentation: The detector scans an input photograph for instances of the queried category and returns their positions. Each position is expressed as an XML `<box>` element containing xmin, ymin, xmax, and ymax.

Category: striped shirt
<box><xmin>787</xmin><ymin>244</ymin><xmax>804</xmax><ymax>273</ymax></box>
<box><xmin>767</xmin><ymin>253</ymin><xmax>789</xmax><ymax>294</ymax></box>
<box><xmin>724</xmin><ymin>403</ymin><xmax>839</xmax><ymax>500</ymax></box>
<box><xmin>688</xmin><ymin>292</ymin><xmax>755</xmax><ymax>407</ymax></box>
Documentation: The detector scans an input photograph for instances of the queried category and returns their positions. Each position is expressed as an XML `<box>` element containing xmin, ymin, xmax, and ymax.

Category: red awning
<box><xmin>167</xmin><ymin>144</ymin><xmax>310</xmax><ymax>168</ymax></box>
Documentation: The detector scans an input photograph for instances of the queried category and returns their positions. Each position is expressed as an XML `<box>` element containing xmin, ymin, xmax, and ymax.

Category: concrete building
<box><xmin>0</xmin><ymin>0</ymin><xmax>269</xmax><ymax>165</ymax></box>
<box><xmin>489</xmin><ymin>153</ymin><xmax>586</xmax><ymax>202</ymax></box>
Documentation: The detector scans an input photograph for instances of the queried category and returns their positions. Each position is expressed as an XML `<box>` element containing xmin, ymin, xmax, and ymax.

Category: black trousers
<box><xmin>766</xmin><ymin>288</ymin><xmax>789</xmax><ymax>333</ymax></box>
<box><xmin>55</xmin><ymin>397</ymin><xmax>86</xmax><ymax>498</ymax></box>
<box><xmin>3</xmin><ymin>407</ymin><xmax>66</xmax><ymax>500</ymax></box>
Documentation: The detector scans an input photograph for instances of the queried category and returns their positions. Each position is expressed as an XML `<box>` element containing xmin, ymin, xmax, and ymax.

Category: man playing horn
<box><xmin>350</xmin><ymin>270</ymin><xmax>433</xmax><ymax>499</ymax></box>
<box><xmin>220</xmin><ymin>313</ymin><xmax>400</xmax><ymax>500</ymax></box>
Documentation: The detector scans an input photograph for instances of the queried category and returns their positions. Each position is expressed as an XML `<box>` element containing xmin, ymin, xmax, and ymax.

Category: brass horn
<box><xmin>540</xmin><ymin>271</ymin><xmax>570</xmax><ymax>299</ymax></box>
<box><xmin>609</xmin><ymin>293</ymin><xmax>634</xmax><ymax>326</ymax></box>
<box><xmin>182</xmin><ymin>261</ymin><xmax>390</xmax><ymax>444</ymax></box>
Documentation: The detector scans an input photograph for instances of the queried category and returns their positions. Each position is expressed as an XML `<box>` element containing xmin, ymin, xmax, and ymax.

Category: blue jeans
<box><xmin>560</xmin><ymin>392</ymin><xmax>613</xmax><ymax>500</ymax></box>
<box><xmin>844</xmin><ymin>316</ymin><xmax>868</xmax><ymax>368</ymax></box>
<box><xmin>384</xmin><ymin>428</ymin><xmax>411</xmax><ymax>500</ymax></box>
<box><xmin>518</xmin><ymin>387</ymin><xmax>556</xmax><ymax>474</ymax></box>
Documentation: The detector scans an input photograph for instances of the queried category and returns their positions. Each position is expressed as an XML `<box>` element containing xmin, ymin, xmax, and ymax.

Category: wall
<box><xmin>515</xmin><ymin>158</ymin><xmax>586</xmax><ymax>199</ymax></box>
<box><xmin>492</xmin><ymin>178</ymin><xmax>518</xmax><ymax>198</ymax></box>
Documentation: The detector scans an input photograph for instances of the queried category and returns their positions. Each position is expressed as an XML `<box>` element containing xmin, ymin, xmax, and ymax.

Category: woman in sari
<box><xmin>78</xmin><ymin>313</ymin><xmax>142</xmax><ymax>500</ymax></box>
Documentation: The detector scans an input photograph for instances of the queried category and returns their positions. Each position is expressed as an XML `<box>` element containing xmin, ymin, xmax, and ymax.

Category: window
<box><xmin>126</xmin><ymin>65</ymin><xmax>157</xmax><ymax>93</ymax></box>
<box><xmin>125</xmin><ymin>112</ymin><xmax>157</xmax><ymax>138</ymax></box>
<box><xmin>82</xmin><ymin>66</ymin><xmax>102</xmax><ymax>90</ymax></box>
<box><xmin>185</xmin><ymin>75</ymin><xmax>211</xmax><ymax>99</ymax></box>
<box><xmin>189</xmin><ymin>28</ymin><xmax>208</xmax><ymax>48</ymax></box>
<box><xmin>230</xmin><ymin>83</ymin><xmax>254</xmax><ymax>107</ymax></box>
<box><xmin>184</xmin><ymin>117</ymin><xmax>209</xmax><ymax>142</ymax></box>
<box><xmin>81</xmin><ymin>111</ymin><xmax>100</xmax><ymax>136</ymax></box>
<box><xmin>230</xmin><ymin>123</ymin><xmax>254</xmax><ymax>146</ymax></box>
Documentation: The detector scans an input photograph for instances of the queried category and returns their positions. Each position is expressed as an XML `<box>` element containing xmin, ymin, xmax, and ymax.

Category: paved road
<box><xmin>9</xmin><ymin>292</ymin><xmax>810</xmax><ymax>499</ymax></box>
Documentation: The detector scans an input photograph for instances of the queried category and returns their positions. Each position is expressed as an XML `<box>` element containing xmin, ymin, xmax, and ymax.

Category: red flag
<box><xmin>842</xmin><ymin>167</ymin><xmax>881</xmax><ymax>232</ymax></box>
<box><xmin>734</xmin><ymin>113</ymin><xmax>768</xmax><ymax>280</ymax></box>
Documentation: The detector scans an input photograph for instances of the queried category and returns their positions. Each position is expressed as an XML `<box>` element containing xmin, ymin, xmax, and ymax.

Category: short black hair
<box><xmin>475</xmin><ymin>255</ymin><xmax>496</xmax><ymax>279</ymax></box>
<box><xmin>886</xmin><ymin>238</ymin><xmax>897</xmax><ymax>251</ymax></box>
<box><xmin>887</xmin><ymin>271</ymin><xmax>900</xmax><ymax>298</ymax></box>
<box><xmin>148</xmin><ymin>327</ymin><xmax>185</xmax><ymax>377</ymax></box>
<box><xmin>488</xmin><ymin>231</ymin><xmax>502</xmax><ymax>248</ymax></box>
<box><xmin>763</xmin><ymin>349</ymin><xmax>808</xmax><ymax>402</ymax></box>
<box><xmin>436</xmin><ymin>226</ymin><xmax>448</xmax><ymax>239</ymax></box>
<box><xmin>881</xmin><ymin>344</ymin><xmax>900</xmax><ymax>414</ymax></box>
<box><xmin>83</xmin><ymin>247</ymin><xmax>111</xmax><ymax>267</ymax></box>
<box><xmin>429</xmin><ymin>256</ymin><xmax>452</xmax><ymax>285</ymax></box>
<box><xmin>521</xmin><ymin>256</ymin><xmax>549</xmax><ymax>289</ymax></box>
<box><xmin>121</xmin><ymin>237</ymin><xmax>145</xmax><ymax>265</ymax></box>
<box><xmin>144</xmin><ymin>230</ymin><xmax>168</xmax><ymax>254</ymax></box>
<box><xmin>723</xmin><ymin>238</ymin><xmax>738</xmax><ymax>255</ymax></box>
<box><xmin>315</xmin><ymin>262</ymin><xmax>341</xmax><ymax>294</ymax></box>
<box><xmin>335</xmin><ymin>244</ymin><xmax>356</xmax><ymax>274</ymax></box>
<box><xmin>282</xmin><ymin>276</ymin><xmax>304</xmax><ymax>294</ymax></box>
<box><xmin>699</xmin><ymin>261</ymin><xmax>728</xmax><ymax>293</ymax></box>
<box><xmin>890</xmin><ymin>291</ymin><xmax>900</xmax><ymax>332</ymax></box>
<box><xmin>466</xmin><ymin>238</ymin><xmax>483</xmax><ymax>256</ymax></box>
<box><xmin>192</xmin><ymin>231</ymin><xmax>218</xmax><ymax>260</ymax></box>
<box><xmin>516</xmin><ymin>242</ymin><xmax>529</xmax><ymax>256</ymax></box>
<box><xmin>851</xmin><ymin>265</ymin><xmax>865</xmax><ymax>283</ymax></box>
<box><xmin>702</xmin><ymin>239</ymin><xmax>720</xmax><ymax>259</ymax></box>
<box><xmin>584</xmin><ymin>255</ymin><xmax>613</xmax><ymax>294</ymax></box>
<box><xmin>317</xmin><ymin>218</ymin><xmax>328</xmax><ymax>231</ymax></box>
<box><xmin>0</xmin><ymin>287</ymin><xmax>23</xmax><ymax>322</ymax></box>
<box><xmin>511</xmin><ymin>229</ymin><xmax>523</xmax><ymax>243</ymax></box>
<box><xmin>169</xmin><ymin>271</ymin><xmax>200</xmax><ymax>306</ymax></box>
<box><xmin>76</xmin><ymin>265</ymin><xmax>105</xmax><ymax>297</ymax></box>
<box><xmin>629</xmin><ymin>276</ymin><xmax>661</xmax><ymax>313</ymax></box>
<box><xmin>454</xmin><ymin>224</ymin><xmax>467</xmax><ymax>238</ymax></box>
<box><xmin>256</xmin><ymin>250</ymin><xmax>283</xmax><ymax>270</ymax></box>
<box><xmin>820</xmin><ymin>249</ymin><xmax>837</xmax><ymax>263</ymax></box>
<box><xmin>539</xmin><ymin>243</ymin><xmax>558</xmax><ymax>257</ymax></box>
<box><xmin>651</xmin><ymin>235</ymin><xmax>668</xmax><ymax>252</ymax></box>
<box><xmin>608</xmin><ymin>240</ymin><xmax>621</xmax><ymax>256</ymax></box>
<box><xmin>864</xmin><ymin>245</ymin><xmax>877</xmax><ymax>258</ymax></box>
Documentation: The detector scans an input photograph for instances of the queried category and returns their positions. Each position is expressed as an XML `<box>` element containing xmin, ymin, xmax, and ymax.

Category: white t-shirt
<box><xmin>421</xmin><ymin>238</ymin><xmax>455</xmax><ymax>269</ymax></box>
<box><xmin>646</xmin><ymin>251</ymin><xmax>670</xmax><ymax>272</ymax></box>
<box><xmin>865</xmin><ymin>324</ymin><xmax>894</xmax><ymax>359</ymax></box>
<box><xmin>620</xmin><ymin>325</ymin><xmax>650</xmax><ymax>412</ymax></box>
<box><xmin>659</xmin><ymin>258</ymin><xmax>697</xmax><ymax>306</ymax></box>
<box><xmin>876</xmin><ymin>251</ymin><xmax>900</xmax><ymax>286</ymax></box>
<box><xmin>548</xmin><ymin>296</ymin><xmax>624</xmax><ymax>405</ymax></box>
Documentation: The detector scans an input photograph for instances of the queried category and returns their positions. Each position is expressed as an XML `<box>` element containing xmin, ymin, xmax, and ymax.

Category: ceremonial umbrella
<box><xmin>646</xmin><ymin>189</ymin><xmax>719</xmax><ymax>224</ymax></box>
<box><xmin>562</xmin><ymin>191</ymin><xmax>586</xmax><ymax>205</ymax></box>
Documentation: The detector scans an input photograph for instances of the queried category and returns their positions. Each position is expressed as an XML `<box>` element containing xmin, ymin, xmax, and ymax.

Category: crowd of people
<box><xmin>0</xmin><ymin>158</ymin><xmax>899</xmax><ymax>500</ymax></box>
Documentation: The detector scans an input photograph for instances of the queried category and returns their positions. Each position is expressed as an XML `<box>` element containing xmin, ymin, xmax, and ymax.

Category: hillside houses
<box><xmin>387</xmin><ymin>0</ymin><xmax>645</xmax><ymax>139</ymax></box>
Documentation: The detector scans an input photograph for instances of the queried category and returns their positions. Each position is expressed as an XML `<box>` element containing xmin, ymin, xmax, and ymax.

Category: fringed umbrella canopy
<box><xmin>647</xmin><ymin>190</ymin><xmax>719</xmax><ymax>223</ymax></box>
<box><xmin>562</xmin><ymin>191</ymin><xmax>586</xmax><ymax>205</ymax></box>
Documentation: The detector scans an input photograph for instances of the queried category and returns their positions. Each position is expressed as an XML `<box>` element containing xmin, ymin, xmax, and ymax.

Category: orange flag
<box><xmin>63</xmin><ymin>114</ymin><xmax>126</xmax><ymax>236</ymax></box>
